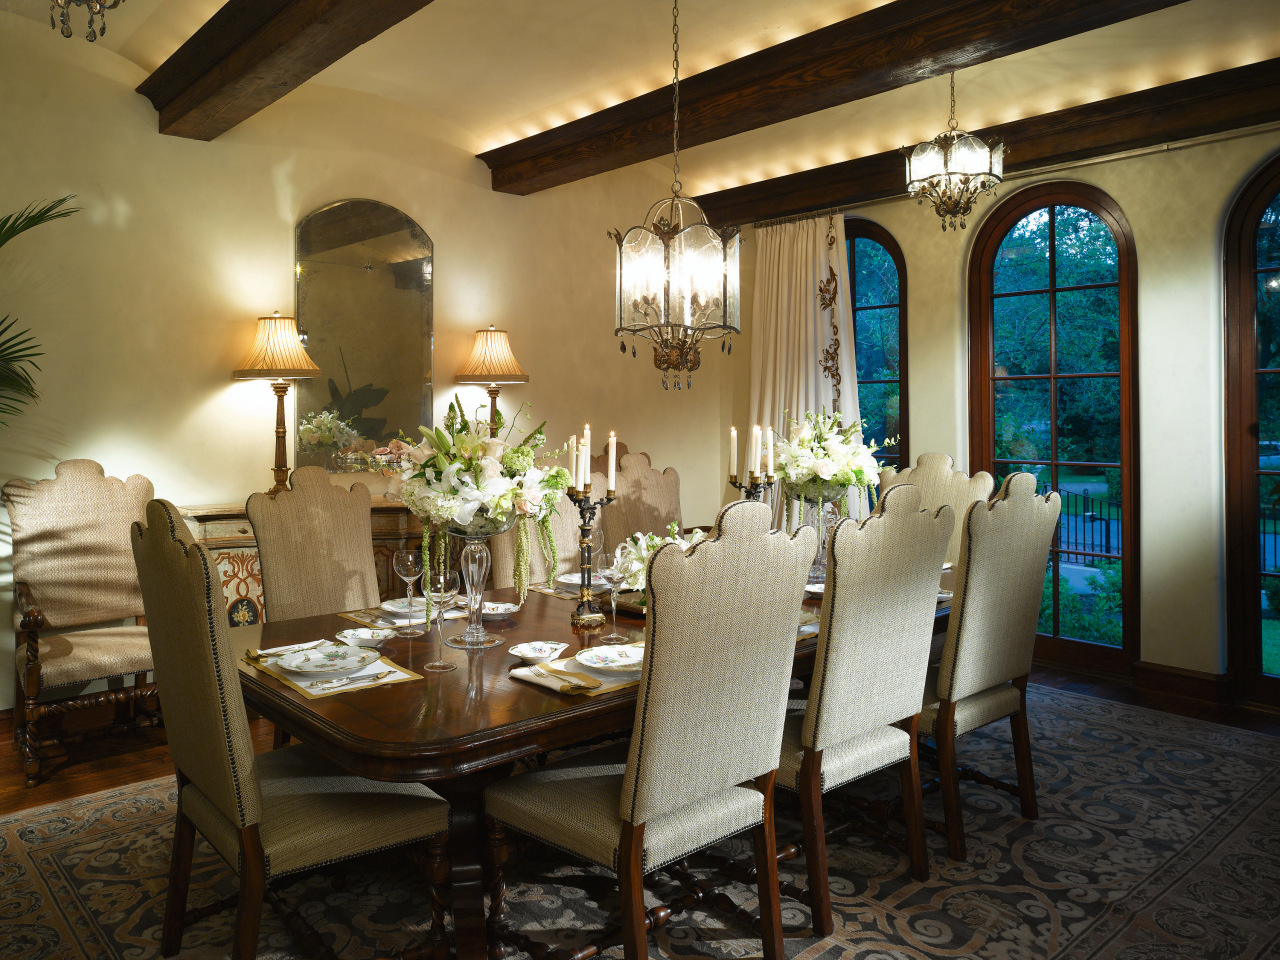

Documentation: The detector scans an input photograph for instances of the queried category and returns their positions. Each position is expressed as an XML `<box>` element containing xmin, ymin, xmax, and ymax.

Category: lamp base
<box><xmin>268</xmin><ymin>380</ymin><xmax>292</xmax><ymax>496</ymax></box>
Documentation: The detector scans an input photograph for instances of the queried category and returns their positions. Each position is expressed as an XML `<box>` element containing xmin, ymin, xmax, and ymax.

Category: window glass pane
<box><xmin>1259</xmin><ymin>475</ymin><xmax>1280</xmax><ymax>574</ymax></box>
<box><xmin>1039</xmin><ymin>559</ymin><xmax>1055</xmax><ymax>636</ymax></box>
<box><xmin>853</xmin><ymin>238</ymin><xmax>898</xmax><ymax>307</ymax></box>
<box><xmin>1057</xmin><ymin>287</ymin><xmax>1120</xmax><ymax>374</ymax></box>
<box><xmin>1057</xmin><ymin>555</ymin><xmax>1123</xmax><ymax>647</ymax></box>
<box><xmin>994</xmin><ymin>294</ymin><xmax>1050</xmax><ymax>375</ymax></box>
<box><xmin>1259</xmin><ymin>271</ymin><xmax>1280</xmax><ymax>369</ymax></box>
<box><xmin>993</xmin><ymin>461</ymin><xmax>1050</xmax><ymax>492</ymax></box>
<box><xmin>1258</xmin><ymin>193</ymin><xmax>1280</xmax><ymax>271</ymax></box>
<box><xmin>1057</xmin><ymin>472</ymin><xmax>1122</xmax><ymax>559</ymax></box>
<box><xmin>994</xmin><ymin>380</ymin><xmax>1050</xmax><ymax>461</ymax></box>
<box><xmin>857</xmin><ymin>381</ymin><xmax>900</xmax><ymax>454</ymax></box>
<box><xmin>993</xmin><ymin>208</ymin><xmax>1050</xmax><ymax>294</ymax></box>
<box><xmin>1057</xmin><ymin>377</ymin><xmax>1120</xmax><ymax>463</ymax></box>
<box><xmin>1259</xmin><ymin>373</ymin><xmax>1280</xmax><ymax>453</ymax></box>
<box><xmin>1054</xmin><ymin>206</ymin><xmax>1118</xmax><ymax>287</ymax></box>
<box><xmin>854</xmin><ymin>307</ymin><xmax>899</xmax><ymax>381</ymax></box>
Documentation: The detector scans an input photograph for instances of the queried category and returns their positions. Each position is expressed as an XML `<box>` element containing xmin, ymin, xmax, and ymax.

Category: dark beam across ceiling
<box><xmin>694</xmin><ymin>57</ymin><xmax>1280</xmax><ymax>227</ymax></box>
<box><xmin>136</xmin><ymin>0</ymin><xmax>436</xmax><ymax>141</ymax></box>
<box><xmin>477</xmin><ymin>0</ymin><xmax>1192</xmax><ymax>196</ymax></box>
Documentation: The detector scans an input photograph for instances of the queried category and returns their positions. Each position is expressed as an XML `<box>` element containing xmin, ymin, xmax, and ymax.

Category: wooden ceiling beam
<box><xmin>694</xmin><ymin>58</ymin><xmax>1280</xmax><ymax>227</ymax></box>
<box><xmin>136</xmin><ymin>0</ymin><xmax>437</xmax><ymax>141</ymax></box>
<box><xmin>477</xmin><ymin>0</ymin><xmax>1192</xmax><ymax>196</ymax></box>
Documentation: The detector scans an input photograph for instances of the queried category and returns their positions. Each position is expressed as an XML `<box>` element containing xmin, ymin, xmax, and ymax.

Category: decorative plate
<box><xmin>483</xmin><ymin>601</ymin><xmax>520</xmax><ymax>621</ymax></box>
<box><xmin>937</xmin><ymin>589</ymin><xmax>954</xmax><ymax>603</ymax></box>
<box><xmin>381</xmin><ymin>597</ymin><xmax>428</xmax><ymax>615</ymax></box>
<box><xmin>336</xmin><ymin>628</ymin><xmax>397</xmax><ymax>646</ymax></box>
<box><xmin>574</xmin><ymin>644</ymin><xmax>644</xmax><ymax>674</ymax></box>
<box><xmin>277</xmin><ymin>645</ymin><xmax>380</xmax><ymax>678</ymax></box>
<box><xmin>555</xmin><ymin>573</ymin><xmax>609</xmax><ymax>590</ymax></box>
<box><xmin>509</xmin><ymin>641</ymin><xmax>567</xmax><ymax>664</ymax></box>
<box><xmin>803</xmin><ymin>583</ymin><xmax>825</xmax><ymax>595</ymax></box>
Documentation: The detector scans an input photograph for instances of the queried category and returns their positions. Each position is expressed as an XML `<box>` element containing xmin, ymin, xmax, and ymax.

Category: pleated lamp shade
<box><xmin>232</xmin><ymin>312</ymin><xmax>320</xmax><ymax>380</ymax></box>
<box><xmin>454</xmin><ymin>326</ymin><xmax>529</xmax><ymax>385</ymax></box>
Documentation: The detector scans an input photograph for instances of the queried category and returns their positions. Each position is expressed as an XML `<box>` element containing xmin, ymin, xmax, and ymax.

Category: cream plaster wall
<box><xmin>0</xmin><ymin>13</ymin><xmax>732</xmax><ymax>713</ymax></box>
<box><xmin>845</xmin><ymin>129</ymin><xmax>1280</xmax><ymax>674</ymax></box>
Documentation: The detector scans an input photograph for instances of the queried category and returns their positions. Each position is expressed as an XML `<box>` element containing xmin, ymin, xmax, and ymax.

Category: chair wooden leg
<box><xmin>161</xmin><ymin>805</ymin><xmax>196</xmax><ymax>957</ymax></box>
<box><xmin>427</xmin><ymin>832</ymin><xmax>450</xmax><ymax>960</ymax></box>
<box><xmin>752</xmin><ymin>772</ymin><xmax>785</xmax><ymax>960</ymax></box>
<box><xmin>935</xmin><ymin>701</ymin><xmax>966</xmax><ymax>861</ymax></box>
<box><xmin>618</xmin><ymin>821</ymin><xmax>648</xmax><ymax>960</ymax></box>
<box><xmin>485</xmin><ymin>815</ymin><xmax>509</xmax><ymax>945</ymax></box>
<box><xmin>899</xmin><ymin>715</ymin><xmax>929</xmax><ymax>882</ymax></box>
<box><xmin>22</xmin><ymin>697</ymin><xmax>42</xmax><ymax>787</ymax></box>
<box><xmin>796</xmin><ymin>750</ymin><xmax>832</xmax><ymax>936</ymax></box>
<box><xmin>272</xmin><ymin>725</ymin><xmax>291</xmax><ymax>750</ymax></box>
<box><xmin>232</xmin><ymin>826</ymin><xmax>267</xmax><ymax>960</ymax></box>
<box><xmin>1010</xmin><ymin>676</ymin><xmax>1039</xmax><ymax>821</ymax></box>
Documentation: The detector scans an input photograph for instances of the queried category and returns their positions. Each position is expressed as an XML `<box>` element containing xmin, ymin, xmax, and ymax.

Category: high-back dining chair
<box><xmin>601</xmin><ymin>452</ymin><xmax>682</xmax><ymax>558</ymax></box>
<box><xmin>131</xmin><ymin>499</ymin><xmax>451</xmax><ymax>960</ymax></box>
<box><xmin>879</xmin><ymin>453</ymin><xmax>994</xmax><ymax>567</ymax></box>
<box><xmin>490</xmin><ymin>474</ymin><xmax>605</xmax><ymax>589</ymax></box>
<box><xmin>779</xmin><ymin>484</ymin><xmax>953</xmax><ymax>934</ymax></box>
<box><xmin>246</xmin><ymin>465</ymin><xmax>380</xmax><ymax>621</ymax></box>
<box><xmin>922</xmin><ymin>472</ymin><xmax>1061</xmax><ymax>861</ymax></box>
<box><xmin>3</xmin><ymin>459</ymin><xmax>157</xmax><ymax>787</ymax></box>
<box><xmin>484</xmin><ymin>501</ymin><xmax>815</xmax><ymax>960</ymax></box>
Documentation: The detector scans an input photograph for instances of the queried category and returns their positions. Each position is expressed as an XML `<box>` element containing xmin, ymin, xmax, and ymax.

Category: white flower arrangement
<box><xmin>774</xmin><ymin>409</ymin><xmax>884</xmax><ymax>501</ymax></box>
<box><xmin>612</xmin><ymin>522</ymin><xmax>708</xmax><ymax>597</ymax></box>
<box><xmin>297</xmin><ymin>410</ymin><xmax>362</xmax><ymax>454</ymax></box>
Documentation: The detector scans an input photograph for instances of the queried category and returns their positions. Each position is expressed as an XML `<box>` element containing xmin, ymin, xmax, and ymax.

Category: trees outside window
<box><xmin>969</xmin><ymin>184</ymin><xmax>1138</xmax><ymax>673</ymax></box>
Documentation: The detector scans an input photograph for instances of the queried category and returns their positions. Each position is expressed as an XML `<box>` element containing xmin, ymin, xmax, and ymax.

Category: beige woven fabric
<box><xmin>621</xmin><ymin>500</ymin><xmax>815</xmax><ymax>825</ymax></box>
<box><xmin>182</xmin><ymin>742</ymin><xmax>448</xmax><ymax>879</ymax></box>
<box><xmin>247</xmin><ymin>467</ymin><xmax>380</xmax><ymax>621</ymax></box>
<box><xmin>485</xmin><ymin>743</ymin><xmax>763</xmax><ymax>873</ymax></box>
<box><xmin>937</xmin><ymin>473</ymin><xmax>1060</xmax><ymax>704</ymax></box>
<box><xmin>132</xmin><ymin>499</ymin><xmax>263</xmax><ymax>830</ymax></box>
<box><xmin>14</xmin><ymin>625</ymin><xmax>151</xmax><ymax>690</ymax></box>
<box><xmin>879</xmin><ymin>453</ymin><xmax>993</xmax><ymax>565</ymax></box>
<box><xmin>777</xmin><ymin>715</ymin><xmax>909</xmax><ymax>792</ymax></box>
<box><xmin>800</xmin><ymin>484</ymin><xmax>953</xmax><ymax>756</ymax></box>
<box><xmin>491</xmin><ymin>485</ymin><xmax>594</xmax><ymax>588</ymax></box>
<box><xmin>4</xmin><ymin>460</ymin><xmax>152</xmax><ymax>629</ymax></box>
<box><xmin>601</xmin><ymin>453</ymin><xmax>682</xmax><ymax>558</ymax></box>
<box><xmin>919</xmin><ymin>673</ymin><xmax>1022</xmax><ymax>738</ymax></box>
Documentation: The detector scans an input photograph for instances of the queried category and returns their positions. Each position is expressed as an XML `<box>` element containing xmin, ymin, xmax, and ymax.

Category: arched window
<box><xmin>969</xmin><ymin>183</ymin><xmax>1138</xmax><ymax>673</ymax></box>
<box><xmin>1225</xmin><ymin>152</ymin><xmax>1280</xmax><ymax>705</ymax></box>
<box><xmin>845</xmin><ymin>219</ymin><xmax>907</xmax><ymax>468</ymax></box>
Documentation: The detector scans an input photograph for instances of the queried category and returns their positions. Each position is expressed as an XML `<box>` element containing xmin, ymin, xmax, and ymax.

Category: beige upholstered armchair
<box><xmin>3</xmin><ymin>459</ymin><xmax>157</xmax><ymax>787</ymax></box>
<box><xmin>246</xmin><ymin>466</ymin><xmax>380</xmax><ymax>621</ymax></box>
<box><xmin>601</xmin><ymin>452</ymin><xmax>682</xmax><ymax>558</ymax></box>
<box><xmin>921</xmin><ymin>472</ymin><xmax>1061</xmax><ymax>861</ymax></box>
<box><xmin>484</xmin><ymin>501</ymin><xmax>815</xmax><ymax>960</ymax></box>
<box><xmin>879</xmin><ymin>452</ymin><xmax>994</xmax><ymax>568</ymax></box>
<box><xmin>779</xmin><ymin>484</ymin><xmax>953</xmax><ymax>933</ymax></box>
<box><xmin>131</xmin><ymin>499</ymin><xmax>451</xmax><ymax>960</ymax></box>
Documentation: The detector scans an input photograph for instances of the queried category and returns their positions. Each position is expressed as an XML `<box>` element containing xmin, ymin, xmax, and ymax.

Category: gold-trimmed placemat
<box><xmin>242</xmin><ymin>654</ymin><xmax>421</xmax><ymax>699</ymax></box>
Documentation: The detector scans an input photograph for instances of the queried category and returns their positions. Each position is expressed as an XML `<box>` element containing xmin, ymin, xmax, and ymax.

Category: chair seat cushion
<box><xmin>776</xmin><ymin>714</ymin><xmax>910</xmax><ymax>793</ymax></box>
<box><xmin>182</xmin><ymin>742</ymin><xmax>449</xmax><ymax>879</ymax></box>
<box><xmin>485</xmin><ymin>744</ymin><xmax>765</xmax><ymax>874</ymax></box>
<box><xmin>920</xmin><ymin>666</ymin><xmax>1021</xmax><ymax>738</ymax></box>
<box><xmin>15</xmin><ymin>625</ymin><xmax>153</xmax><ymax>690</ymax></box>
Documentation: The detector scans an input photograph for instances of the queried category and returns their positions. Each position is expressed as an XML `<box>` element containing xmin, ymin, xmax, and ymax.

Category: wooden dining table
<box><xmin>236</xmin><ymin>585</ymin><xmax>950</xmax><ymax>960</ymax></box>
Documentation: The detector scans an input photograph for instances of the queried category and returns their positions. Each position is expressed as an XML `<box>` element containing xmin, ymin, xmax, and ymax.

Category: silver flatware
<box><xmin>308</xmin><ymin>670</ymin><xmax>393</xmax><ymax>690</ymax></box>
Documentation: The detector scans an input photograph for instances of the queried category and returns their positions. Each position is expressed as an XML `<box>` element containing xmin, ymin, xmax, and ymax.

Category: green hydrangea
<box><xmin>502</xmin><ymin>446</ymin><xmax>535</xmax><ymax>475</ymax></box>
<box><xmin>544</xmin><ymin>466</ymin><xmax>572</xmax><ymax>492</ymax></box>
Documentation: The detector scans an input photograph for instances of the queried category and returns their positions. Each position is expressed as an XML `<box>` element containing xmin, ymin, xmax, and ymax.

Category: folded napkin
<box><xmin>510</xmin><ymin>655</ymin><xmax>641</xmax><ymax>696</ymax></box>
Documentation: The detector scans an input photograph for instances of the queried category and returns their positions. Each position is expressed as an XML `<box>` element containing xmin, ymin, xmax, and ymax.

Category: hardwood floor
<box><xmin>1</xmin><ymin>666</ymin><xmax>1276</xmax><ymax>815</ymax></box>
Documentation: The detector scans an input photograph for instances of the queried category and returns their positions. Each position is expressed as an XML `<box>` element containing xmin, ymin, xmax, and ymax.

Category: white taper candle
<box><xmin>729</xmin><ymin>426</ymin><xmax>738</xmax><ymax>477</ymax></box>
<box><xmin>607</xmin><ymin>433</ymin><xmax>616</xmax><ymax>490</ymax></box>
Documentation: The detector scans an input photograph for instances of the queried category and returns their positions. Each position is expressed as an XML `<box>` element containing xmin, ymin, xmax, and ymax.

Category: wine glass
<box><xmin>598</xmin><ymin>559</ymin><xmax>627</xmax><ymax>644</ymax></box>
<box><xmin>423</xmin><ymin>571</ymin><xmax>460</xmax><ymax>673</ymax></box>
<box><xmin>392</xmin><ymin>549</ymin><xmax>425</xmax><ymax>637</ymax></box>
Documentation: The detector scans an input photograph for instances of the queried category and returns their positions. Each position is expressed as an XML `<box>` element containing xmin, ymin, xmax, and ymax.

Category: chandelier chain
<box><xmin>671</xmin><ymin>0</ymin><xmax>681</xmax><ymax>195</ymax></box>
<box><xmin>947</xmin><ymin>70</ymin><xmax>958</xmax><ymax>131</ymax></box>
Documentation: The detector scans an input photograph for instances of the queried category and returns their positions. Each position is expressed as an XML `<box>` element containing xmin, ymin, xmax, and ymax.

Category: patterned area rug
<box><xmin>3</xmin><ymin>686</ymin><xmax>1279</xmax><ymax>960</ymax></box>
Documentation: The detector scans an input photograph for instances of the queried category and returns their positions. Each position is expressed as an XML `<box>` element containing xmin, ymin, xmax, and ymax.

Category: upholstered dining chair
<box><xmin>246</xmin><ymin>465</ymin><xmax>380</xmax><ymax>621</ymax></box>
<box><xmin>131</xmin><ymin>499</ymin><xmax>451</xmax><ymax>960</ymax></box>
<box><xmin>601</xmin><ymin>452</ymin><xmax>682</xmax><ymax>558</ymax></box>
<box><xmin>779</xmin><ymin>484</ymin><xmax>953</xmax><ymax>934</ymax></box>
<box><xmin>921</xmin><ymin>472</ymin><xmax>1061</xmax><ymax>861</ymax></box>
<box><xmin>484</xmin><ymin>500</ymin><xmax>815</xmax><ymax>960</ymax></box>
<box><xmin>879</xmin><ymin>453</ymin><xmax>994</xmax><ymax>568</ymax></box>
<box><xmin>3</xmin><ymin>459</ymin><xmax>157</xmax><ymax>787</ymax></box>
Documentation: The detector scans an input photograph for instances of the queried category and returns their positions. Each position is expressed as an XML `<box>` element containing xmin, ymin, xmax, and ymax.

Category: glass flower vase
<box><xmin>784</xmin><ymin>479</ymin><xmax>848</xmax><ymax>585</ymax></box>
<box><xmin>446</xmin><ymin>510</ymin><xmax>516</xmax><ymax>648</ymax></box>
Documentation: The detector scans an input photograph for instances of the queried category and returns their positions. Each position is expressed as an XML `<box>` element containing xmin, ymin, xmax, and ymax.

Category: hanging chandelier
<box><xmin>609</xmin><ymin>0</ymin><xmax>740</xmax><ymax>391</ymax></box>
<box><xmin>901</xmin><ymin>72</ymin><xmax>1004</xmax><ymax>231</ymax></box>
<box><xmin>51</xmin><ymin>0</ymin><xmax>125</xmax><ymax>41</ymax></box>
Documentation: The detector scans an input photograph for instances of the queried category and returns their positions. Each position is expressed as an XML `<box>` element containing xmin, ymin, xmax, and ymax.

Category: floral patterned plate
<box><xmin>555</xmin><ymin>573</ymin><xmax>609</xmax><ymax>591</ymax></box>
<box><xmin>574</xmin><ymin>644</ymin><xmax>644</xmax><ymax>674</ymax></box>
<box><xmin>803</xmin><ymin>583</ymin><xmax>825</xmax><ymax>595</ymax></box>
<box><xmin>336</xmin><ymin>627</ymin><xmax>398</xmax><ymax>647</ymax></box>
<box><xmin>277</xmin><ymin>645</ymin><xmax>380</xmax><ymax>678</ymax></box>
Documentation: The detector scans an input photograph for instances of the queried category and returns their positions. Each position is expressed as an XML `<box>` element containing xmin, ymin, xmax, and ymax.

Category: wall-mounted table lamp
<box><xmin>454</xmin><ymin>325</ymin><xmax>529</xmax><ymax>438</ymax></box>
<box><xmin>232</xmin><ymin>311</ymin><xmax>320</xmax><ymax>495</ymax></box>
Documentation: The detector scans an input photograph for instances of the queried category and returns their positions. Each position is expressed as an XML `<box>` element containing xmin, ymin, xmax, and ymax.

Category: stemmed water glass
<box><xmin>392</xmin><ymin>549</ymin><xmax>425</xmax><ymax>637</ymax></box>
<box><xmin>423</xmin><ymin>571</ymin><xmax>460</xmax><ymax>673</ymax></box>
<box><xmin>598</xmin><ymin>557</ymin><xmax>627</xmax><ymax>644</ymax></box>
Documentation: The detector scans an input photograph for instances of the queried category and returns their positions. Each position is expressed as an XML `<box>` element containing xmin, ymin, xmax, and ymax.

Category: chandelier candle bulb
<box><xmin>729</xmin><ymin>426</ymin><xmax>738</xmax><ymax>478</ymax></box>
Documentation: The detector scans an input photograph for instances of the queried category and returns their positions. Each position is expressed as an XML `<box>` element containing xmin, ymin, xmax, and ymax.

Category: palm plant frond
<box><xmin>0</xmin><ymin>195</ymin><xmax>80</xmax><ymax>250</ymax></box>
<box><xmin>0</xmin><ymin>314</ymin><xmax>43</xmax><ymax>427</ymax></box>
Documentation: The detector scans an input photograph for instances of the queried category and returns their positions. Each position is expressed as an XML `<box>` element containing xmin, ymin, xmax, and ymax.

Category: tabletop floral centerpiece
<box><xmin>611</xmin><ymin>521</ymin><xmax>708</xmax><ymax>609</ymax></box>
<box><xmin>297</xmin><ymin>409</ymin><xmax>362</xmax><ymax>459</ymax></box>
<box><xmin>399</xmin><ymin>399</ymin><xmax>571</xmax><ymax>605</ymax></box>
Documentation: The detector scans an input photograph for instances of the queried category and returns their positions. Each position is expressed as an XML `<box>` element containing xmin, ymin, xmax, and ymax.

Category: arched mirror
<box><xmin>294</xmin><ymin>199</ymin><xmax>432</xmax><ymax>467</ymax></box>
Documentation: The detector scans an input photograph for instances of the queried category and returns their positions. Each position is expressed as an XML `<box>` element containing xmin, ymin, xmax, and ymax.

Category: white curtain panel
<box><xmin>749</xmin><ymin>215</ymin><xmax>859</xmax><ymax>436</ymax></box>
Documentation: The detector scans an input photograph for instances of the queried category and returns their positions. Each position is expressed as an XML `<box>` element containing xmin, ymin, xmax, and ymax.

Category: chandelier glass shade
<box><xmin>902</xmin><ymin>73</ymin><xmax>1004</xmax><ymax>230</ymax></box>
<box><xmin>51</xmin><ymin>0</ymin><xmax>124</xmax><ymax>41</ymax></box>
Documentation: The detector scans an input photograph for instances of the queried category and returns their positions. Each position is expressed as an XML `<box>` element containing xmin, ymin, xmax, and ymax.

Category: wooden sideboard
<box><xmin>179</xmin><ymin>498</ymin><xmax>423</xmax><ymax>626</ymax></box>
